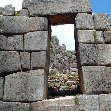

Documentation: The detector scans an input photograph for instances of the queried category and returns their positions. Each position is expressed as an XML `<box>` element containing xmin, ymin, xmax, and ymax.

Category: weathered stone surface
<box><xmin>0</xmin><ymin>7</ymin><xmax>4</xmax><ymax>15</ymax></box>
<box><xmin>82</xmin><ymin>66</ymin><xmax>111</xmax><ymax>94</ymax></box>
<box><xmin>94</xmin><ymin>14</ymin><xmax>111</xmax><ymax>30</ymax></box>
<box><xmin>76</xmin><ymin>13</ymin><xmax>94</xmax><ymax>29</ymax></box>
<box><xmin>20</xmin><ymin>52</ymin><xmax>30</xmax><ymax>70</ymax></box>
<box><xmin>29</xmin><ymin>0</ymin><xmax>91</xmax><ymax>16</ymax></box>
<box><xmin>0</xmin><ymin>101</ymin><xmax>30</xmax><ymax>111</ymax></box>
<box><xmin>3</xmin><ymin>5</ymin><xmax>15</xmax><ymax>16</ymax></box>
<box><xmin>77</xmin><ymin>30</ymin><xmax>104</xmax><ymax>43</ymax></box>
<box><xmin>103</xmin><ymin>31</ymin><xmax>111</xmax><ymax>43</ymax></box>
<box><xmin>24</xmin><ymin>31</ymin><xmax>48</xmax><ymax>50</ymax></box>
<box><xmin>31</xmin><ymin>95</ymin><xmax>99</xmax><ymax>111</ymax></box>
<box><xmin>20</xmin><ymin>9</ymin><xmax>29</xmax><ymax>16</ymax></box>
<box><xmin>29</xmin><ymin>17</ymin><xmax>48</xmax><ymax>31</ymax></box>
<box><xmin>99</xmin><ymin>94</ymin><xmax>111</xmax><ymax>111</ymax></box>
<box><xmin>79</xmin><ymin>44</ymin><xmax>111</xmax><ymax>65</ymax></box>
<box><xmin>6</xmin><ymin>35</ymin><xmax>23</xmax><ymax>50</ymax></box>
<box><xmin>0</xmin><ymin>51</ymin><xmax>21</xmax><ymax>74</ymax></box>
<box><xmin>0</xmin><ymin>77</ymin><xmax>4</xmax><ymax>100</ymax></box>
<box><xmin>31</xmin><ymin>51</ymin><xmax>46</xmax><ymax>69</ymax></box>
<box><xmin>0</xmin><ymin>16</ymin><xmax>29</xmax><ymax>34</ymax></box>
<box><xmin>4</xmin><ymin>70</ymin><xmax>45</xmax><ymax>101</ymax></box>
<box><xmin>0</xmin><ymin>35</ymin><xmax>7</xmax><ymax>50</ymax></box>
<box><xmin>22</xmin><ymin>0</ymin><xmax>30</xmax><ymax>9</ymax></box>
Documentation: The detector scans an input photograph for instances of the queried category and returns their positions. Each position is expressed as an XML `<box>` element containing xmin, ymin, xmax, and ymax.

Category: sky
<box><xmin>0</xmin><ymin>0</ymin><xmax>111</xmax><ymax>50</ymax></box>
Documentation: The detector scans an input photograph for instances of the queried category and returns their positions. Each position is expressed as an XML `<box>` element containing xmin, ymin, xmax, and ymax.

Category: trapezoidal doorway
<box><xmin>47</xmin><ymin>14</ymin><xmax>81</xmax><ymax>99</ymax></box>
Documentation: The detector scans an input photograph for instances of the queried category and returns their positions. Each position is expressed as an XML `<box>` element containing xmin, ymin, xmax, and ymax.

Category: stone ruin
<box><xmin>0</xmin><ymin>0</ymin><xmax>111</xmax><ymax>110</ymax></box>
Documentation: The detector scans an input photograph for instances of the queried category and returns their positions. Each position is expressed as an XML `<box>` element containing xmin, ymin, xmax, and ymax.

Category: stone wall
<box><xmin>0</xmin><ymin>0</ymin><xmax>111</xmax><ymax>110</ymax></box>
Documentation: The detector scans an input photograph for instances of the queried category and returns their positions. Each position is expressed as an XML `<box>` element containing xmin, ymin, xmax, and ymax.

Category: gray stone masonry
<box><xmin>0</xmin><ymin>16</ymin><xmax>29</xmax><ymax>34</ymax></box>
<box><xmin>0</xmin><ymin>77</ymin><xmax>4</xmax><ymax>100</ymax></box>
<box><xmin>31</xmin><ymin>95</ymin><xmax>99</xmax><ymax>111</ymax></box>
<box><xmin>28</xmin><ymin>0</ymin><xmax>91</xmax><ymax>16</ymax></box>
<box><xmin>0</xmin><ymin>35</ymin><xmax>7</xmax><ymax>50</ymax></box>
<box><xmin>20</xmin><ymin>52</ymin><xmax>30</xmax><ymax>70</ymax></box>
<box><xmin>20</xmin><ymin>9</ymin><xmax>29</xmax><ymax>16</ymax></box>
<box><xmin>0</xmin><ymin>51</ymin><xmax>21</xmax><ymax>74</ymax></box>
<box><xmin>103</xmin><ymin>31</ymin><xmax>111</xmax><ymax>43</ymax></box>
<box><xmin>4</xmin><ymin>69</ymin><xmax>45</xmax><ymax>101</ymax></box>
<box><xmin>79</xmin><ymin>44</ymin><xmax>111</xmax><ymax>65</ymax></box>
<box><xmin>94</xmin><ymin>14</ymin><xmax>111</xmax><ymax>30</ymax></box>
<box><xmin>29</xmin><ymin>17</ymin><xmax>48</xmax><ymax>31</ymax></box>
<box><xmin>82</xmin><ymin>66</ymin><xmax>111</xmax><ymax>94</ymax></box>
<box><xmin>24</xmin><ymin>31</ymin><xmax>48</xmax><ymax>51</ymax></box>
<box><xmin>76</xmin><ymin>13</ymin><xmax>94</xmax><ymax>29</ymax></box>
<box><xmin>77</xmin><ymin>30</ymin><xmax>104</xmax><ymax>43</ymax></box>
<box><xmin>31</xmin><ymin>51</ymin><xmax>46</xmax><ymax>69</ymax></box>
<box><xmin>6</xmin><ymin>35</ymin><xmax>23</xmax><ymax>50</ymax></box>
<box><xmin>0</xmin><ymin>101</ymin><xmax>30</xmax><ymax>111</ymax></box>
<box><xmin>3</xmin><ymin>5</ymin><xmax>15</xmax><ymax>16</ymax></box>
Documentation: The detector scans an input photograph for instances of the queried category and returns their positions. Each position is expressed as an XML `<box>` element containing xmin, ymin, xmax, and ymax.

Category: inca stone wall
<box><xmin>0</xmin><ymin>0</ymin><xmax>111</xmax><ymax>111</ymax></box>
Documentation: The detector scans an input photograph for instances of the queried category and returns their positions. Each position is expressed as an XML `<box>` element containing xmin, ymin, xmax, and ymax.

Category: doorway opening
<box><xmin>48</xmin><ymin>23</ymin><xmax>80</xmax><ymax>99</ymax></box>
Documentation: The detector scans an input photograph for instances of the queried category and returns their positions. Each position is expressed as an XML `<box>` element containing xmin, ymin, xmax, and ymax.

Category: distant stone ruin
<box><xmin>0</xmin><ymin>0</ymin><xmax>111</xmax><ymax>110</ymax></box>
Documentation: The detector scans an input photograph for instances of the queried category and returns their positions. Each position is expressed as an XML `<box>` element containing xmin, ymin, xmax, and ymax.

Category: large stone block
<box><xmin>0</xmin><ymin>101</ymin><xmax>30</xmax><ymax>111</ymax></box>
<box><xmin>77</xmin><ymin>30</ymin><xmax>104</xmax><ymax>43</ymax></box>
<box><xmin>20</xmin><ymin>52</ymin><xmax>30</xmax><ymax>70</ymax></box>
<box><xmin>29</xmin><ymin>0</ymin><xmax>91</xmax><ymax>16</ymax></box>
<box><xmin>79</xmin><ymin>44</ymin><xmax>111</xmax><ymax>65</ymax></box>
<box><xmin>0</xmin><ymin>7</ymin><xmax>4</xmax><ymax>15</ymax></box>
<box><xmin>94</xmin><ymin>14</ymin><xmax>111</xmax><ymax>30</ymax></box>
<box><xmin>0</xmin><ymin>77</ymin><xmax>4</xmax><ymax>100</ymax></box>
<box><xmin>24</xmin><ymin>31</ymin><xmax>48</xmax><ymax>51</ymax></box>
<box><xmin>0</xmin><ymin>16</ymin><xmax>29</xmax><ymax>34</ymax></box>
<box><xmin>0</xmin><ymin>51</ymin><xmax>21</xmax><ymax>74</ymax></box>
<box><xmin>3</xmin><ymin>5</ymin><xmax>15</xmax><ymax>16</ymax></box>
<box><xmin>76</xmin><ymin>13</ymin><xmax>94</xmax><ymax>29</ymax></box>
<box><xmin>4</xmin><ymin>69</ymin><xmax>45</xmax><ymax>101</ymax></box>
<box><xmin>22</xmin><ymin>0</ymin><xmax>30</xmax><ymax>9</ymax></box>
<box><xmin>82</xmin><ymin>66</ymin><xmax>111</xmax><ymax>94</ymax></box>
<box><xmin>103</xmin><ymin>31</ymin><xmax>111</xmax><ymax>43</ymax></box>
<box><xmin>6</xmin><ymin>35</ymin><xmax>23</xmax><ymax>50</ymax></box>
<box><xmin>0</xmin><ymin>35</ymin><xmax>7</xmax><ymax>50</ymax></box>
<box><xmin>31</xmin><ymin>51</ymin><xmax>46</xmax><ymax>69</ymax></box>
<box><xmin>29</xmin><ymin>17</ymin><xmax>48</xmax><ymax>31</ymax></box>
<box><xmin>99</xmin><ymin>94</ymin><xmax>111</xmax><ymax>111</ymax></box>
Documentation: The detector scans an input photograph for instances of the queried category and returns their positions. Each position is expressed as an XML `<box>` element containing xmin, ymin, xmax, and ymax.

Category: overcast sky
<box><xmin>0</xmin><ymin>0</ymin><xmax>111</xmax><ymax>50</ymax></box>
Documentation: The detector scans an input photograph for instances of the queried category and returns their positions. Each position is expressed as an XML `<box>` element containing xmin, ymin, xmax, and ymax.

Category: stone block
<box><xmin>0</xmin><ymin>7</ymin><xmax>4</xmax><ymax>15</ymax></box>
<box><xmin>31</xmin><ymin>51</ymin><xmax>46</xmax><ymax>69</ymax></box>
<box><xmin>0</xmin><ymin>35</ymin><xmax>7</xmax><ymax>50</ymax></box>
<box><xmin>82</xmin><ymin>66</ymin><xmax>111</xmax><ymax>94</ymax></box>
<box><xmin>0</xmin><ymin>101</ymin><xmax>30</xmax><ymax>111</ymax></box>
<box><xmin>103</xmin><ymin>31</ymin><xmax>111</xmax><ymax>43</ymax></box>
<box><xmin>4</xmin><ymin>69</ymin><xmax>45</xmax><ymax>101</ymax></box>
<box><xmin>24</xmin><ymin>31</ymin><xmax>48</xmax><ymax>51</ymax></box>
<box><xmin>20</xmin><ymin>9</ymin><xmax>29</xmax><ymax>16</ymax></box>
<box><xmin>79</xmin><ymin>44</ymin><xmax>111</xmax><ymax>65</ymax></box>
<box><xmin>3</xmin><ymin>5</ymin><xmax>15</xmax><ymax>16</ymax></box>
<box><xmin>29</xmin><ymin>17</ymin><xmax>48</xmax><ymax>31</ymax></box>
<box><xmin>20</xmin><ymin>52</ymin><xmax>30</xmax><ymax>70</ymax></box>
<box><xmin>29</xmin><ymin>0</ymin><xmax>91</xmax><ymax>16</ymax></box>
<box><xmin>0</xmin><ymin>51</ymin><xmax>21</xmax><ymax>74</ymax></box>
<box><xmin>22</xmin><ymin>0</ymin><xmax>30</xmax><ymax>9</ymax></box>
<box><xmin>77</xmin><ymin>30</ymin><xmax>104</xmax><ymax>43</ymax></box>
<box><xmin>0</xmin><ymin>77</ymin><xmax>4</xmax><ymax>100</ymax></box>
<box><xmin>99</xmin><ymin>94</ymin><xmax>111</xmax><ymax>111</ymax></box>
<box><xmin>76</xmin><ymin>13</ymin><xmax>94</xmax><ymax>29</ymax></box>
<box><xmin>6</xmin><ymin>35</ymin><xmax>23</xmax><ymax>50</ymax></box>
<box><xmin>94</xmin><ymin>14</ymin><xmax>111</xmax><ymax>30</ymax></box>
<box><xmin>0</xmin><ymin>16</ymin><xmax>29</xmax><ymax>34</ymax></box>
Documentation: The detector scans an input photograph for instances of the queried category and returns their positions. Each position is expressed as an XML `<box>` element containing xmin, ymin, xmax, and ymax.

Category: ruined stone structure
<box><xmin>0</xmin><ymin>0</ymin><xmax>111</xmax><ymax>110</ymax></box>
